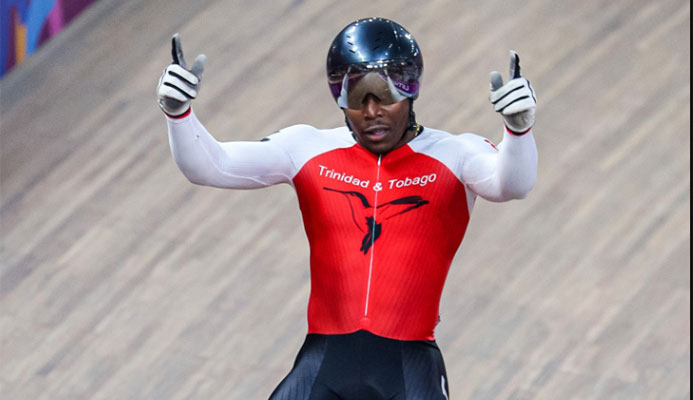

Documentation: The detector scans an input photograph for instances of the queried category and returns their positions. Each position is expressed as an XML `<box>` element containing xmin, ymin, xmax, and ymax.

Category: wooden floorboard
<box><xmin>1</xmin><ymin>0</ymin><xmax>690</xmax><ymax>398</ymax></box>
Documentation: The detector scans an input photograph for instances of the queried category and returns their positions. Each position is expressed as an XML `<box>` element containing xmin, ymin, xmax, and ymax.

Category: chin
<box><xmin>355</xmin><ymin>133</ymin><xmax>400</xmax><ymax>155</ymax></box>
<box><xmin>366</xmin><ymin>143</ymin><xmax>394</xmax><ymax>155</ymax></box>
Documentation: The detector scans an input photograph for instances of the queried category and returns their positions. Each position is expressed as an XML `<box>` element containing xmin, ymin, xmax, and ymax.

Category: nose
<box><xmin>361</xmin><ymin>94</ymin><xmax>382</xmax><ymax>119</ymax></box>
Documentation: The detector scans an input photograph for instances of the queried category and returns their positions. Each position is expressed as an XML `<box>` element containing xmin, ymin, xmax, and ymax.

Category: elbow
<box><xmin>503</xmin><ymin>175</ymin><xmax>536</xmax><ymax>200</ymax></box>
<box><xmin>175</xmin><ymin>162</ymin><xmax>214</xmax><ymax>186</ymax></box>
<box><xmin>483</xmin><ymin>175</ymin><xmax>535</xmax><ymax>202</ymax></box>
<box><xmin>181</xmin><ymin>170</ymin><xmax>214</xmax><ymax>186</ymax></box>
<box><xmin>470</xmin><ymin>152</ymin><xmax>538</xmax><ymax>202</ymax></box>
<box><xmin>185</xmin><ymin>174</ymin><xmax>208</xmax><ymax>186</ymax></box>
<box><xmin>505</xmin><ymin>189</ymin><xmax>530</xmax><ymax>201</ymax></box>
<box><xmin>510</xmin><ymin>175</ymin><xmax>536</xmax><ymax>199</ymax></box>
<box><xmin>484</xmin><ymin>190</ymin><xmax>530</xmax><ymax>203</ymax></box>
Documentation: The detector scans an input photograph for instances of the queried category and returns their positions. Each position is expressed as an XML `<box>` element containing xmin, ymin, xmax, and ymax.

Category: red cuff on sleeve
<box><xmin>505</xmin><ymin>125</ymin><xmax>531</xmax><ymax>136</ymax></box>
<box><xmin>166</xmin><ymin>107</ymin><xmax>192</xmax><ymax>119</ymax></box>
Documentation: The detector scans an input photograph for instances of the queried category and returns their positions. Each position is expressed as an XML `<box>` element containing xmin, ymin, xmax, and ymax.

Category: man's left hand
<box><xmin>489</xmin><ymin>51</ymin><xmax>536</xmax><ymax>134</ymax></box>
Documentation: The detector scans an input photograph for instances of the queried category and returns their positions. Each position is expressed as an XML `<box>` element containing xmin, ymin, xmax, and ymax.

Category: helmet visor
<box><xmin>328</xmin><ymin>63</ymin><xmax>421</xmax><ymax>109</ymax></box>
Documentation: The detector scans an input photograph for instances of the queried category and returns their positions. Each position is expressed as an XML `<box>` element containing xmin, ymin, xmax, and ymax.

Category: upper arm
<box><xmin>457</xmin><ymin>134</ymin><xmax>500</xmax><ymax>187</ymax></box>
<box><xmin>212</xmin><ymin>138</ymin><xmax>296</xmax><ymax>188</ymax></box>
<box><xmin>167</xmin><ymin>113</ymin><xmax>304</xmax><ymax>189</ymax></box>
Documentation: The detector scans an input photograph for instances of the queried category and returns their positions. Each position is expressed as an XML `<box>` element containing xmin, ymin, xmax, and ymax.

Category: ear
<box><xmin>408</xmin><ymin>98</ymin><xmax>417</xmax><ymax>130</ymax></box>
<box><xmin>343</xmin><ymin>110</ymin><xmax>353</xmax><ymax>132</ymax></box>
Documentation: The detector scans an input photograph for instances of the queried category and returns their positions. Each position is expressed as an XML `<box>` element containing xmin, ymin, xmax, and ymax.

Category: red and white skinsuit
<box><xmin>166</xmin><ymin>110</ymin><xmax>537</xmax><ymax>341</ymax></box>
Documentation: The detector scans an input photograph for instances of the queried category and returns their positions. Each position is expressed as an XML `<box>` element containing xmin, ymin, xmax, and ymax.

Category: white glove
<box><xmin>489</xmin><ymin>51</ymin><xmax>536</xmax><ymax>134</ymax></box>
<box><xmin>156</xmin><ymin>33</ymin><xmax>207</xmax><ymax>117</ymax></box>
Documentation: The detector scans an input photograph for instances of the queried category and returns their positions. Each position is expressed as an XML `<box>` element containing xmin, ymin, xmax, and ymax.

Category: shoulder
<box><xmin>409</xmin><ymin>128</ymin><xmax>498</xmax><ymax>159</ymax></box>
<box><xmin>265</xmin><ymin>124</ymin><xmax>356</xmax><ymax>169</ymax></box>
<box><xmin>265</xmin><ymin>125</ymin><xmax>353</xmax><ymax>145</ymax></box>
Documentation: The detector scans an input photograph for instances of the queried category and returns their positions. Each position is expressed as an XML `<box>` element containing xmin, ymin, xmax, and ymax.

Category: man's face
<box><xmin>345</xmin><ymin>96</ymin><xmax>414</xmax><ymax>155</ymax></box>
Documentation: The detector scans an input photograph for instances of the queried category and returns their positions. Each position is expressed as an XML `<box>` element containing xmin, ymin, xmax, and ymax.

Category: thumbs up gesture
<box><xmin>156</xmin><ymin>33</ymin><xmax>207</xmax><ymax>117</ymax></box>
<box><xmin>489</xmin><ymin>51</ymin><xmax>536</xmax><ymax>135</ymax></box>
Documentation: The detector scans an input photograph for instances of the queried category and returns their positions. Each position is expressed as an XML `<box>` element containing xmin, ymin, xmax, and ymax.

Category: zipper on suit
<box><xmin>363</xmin><ymin>154</ymin><xmax>382</xmax><ymax>319</ymax></box>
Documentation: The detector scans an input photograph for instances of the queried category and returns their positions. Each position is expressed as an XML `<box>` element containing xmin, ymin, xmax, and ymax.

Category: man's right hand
<box><xmin>157</xmin><ymin>33</ymin><xmax>207</xmax><ymax>117</ymax></box>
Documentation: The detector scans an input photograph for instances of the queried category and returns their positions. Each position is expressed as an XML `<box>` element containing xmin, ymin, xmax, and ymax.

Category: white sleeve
<box><xmin>460</xmin><ymin>128</ymin><xmax>538</xmax><ymax>202</ymax></box>
<box><xmin>166</xmin><ymin>110</ymin><xmax>296</xmax><ymax>189</ymax></box>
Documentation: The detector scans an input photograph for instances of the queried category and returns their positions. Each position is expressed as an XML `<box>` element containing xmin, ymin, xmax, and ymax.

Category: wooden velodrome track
<box><xmin>0</xmin><ymin>0</ymin><xmax>689</xmax><ymax>398</ymax></box>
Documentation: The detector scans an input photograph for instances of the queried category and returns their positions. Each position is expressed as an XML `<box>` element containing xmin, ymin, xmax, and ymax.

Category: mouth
<box><xmin>363</xmin><ymin>125</ymin><xmax>390</xmax><ymax>141</ymax></box>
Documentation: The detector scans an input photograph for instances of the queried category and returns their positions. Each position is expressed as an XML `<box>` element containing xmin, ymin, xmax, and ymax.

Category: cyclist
<box><xmin>157</xmin><ymin>17</ymin><xmax>537</xmax><ymax>399</ymax></box>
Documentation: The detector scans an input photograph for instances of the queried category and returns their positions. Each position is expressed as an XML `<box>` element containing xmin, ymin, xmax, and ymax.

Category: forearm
<box><xmin>167</xmin><ymin>110</ymin><xmax>291</xmax><ymax>188</ymax></box>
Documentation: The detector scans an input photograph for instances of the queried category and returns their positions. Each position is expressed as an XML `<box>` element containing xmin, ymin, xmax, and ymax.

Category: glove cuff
<box><xmin>164</xmin><ymin>107</ymin><xmax>192</xmax><ymax>119</ymax></box>
<box><xmin>505</xmin><ymin>124</ymin><xmax>532</xmax><ymax>136</ymax></box>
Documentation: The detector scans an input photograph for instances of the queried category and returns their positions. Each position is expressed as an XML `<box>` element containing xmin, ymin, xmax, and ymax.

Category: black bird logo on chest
<box><xmin>323</xmin><ymin>187</ymin><xmax>429</xmax><ymax>254</ymax></box>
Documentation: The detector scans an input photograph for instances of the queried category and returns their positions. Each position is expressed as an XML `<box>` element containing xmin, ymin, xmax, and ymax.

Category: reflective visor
<box><xmin>328</xmin><ymin>63</ymin><xmax>420</xmax><ymax>109</ymax></box>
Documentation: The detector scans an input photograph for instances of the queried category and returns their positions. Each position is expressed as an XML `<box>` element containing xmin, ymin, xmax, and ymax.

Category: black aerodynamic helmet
<box><xmin>326</xmin><ymin>17</ymin><xmax>423</xmax><ymax>109</ymax></box>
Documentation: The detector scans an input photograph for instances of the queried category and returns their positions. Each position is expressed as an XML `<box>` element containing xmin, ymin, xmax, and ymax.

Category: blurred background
<box><xmin>0</xmin><ymin>0</ymin><xmax>689</xmax><ymax>399</ymax></box>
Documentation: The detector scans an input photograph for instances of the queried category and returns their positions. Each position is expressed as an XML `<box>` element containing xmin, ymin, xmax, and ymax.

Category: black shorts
<box><xmin>269</xmin><ymin>330</ymin><xmax>450</xmax><ymax>399</ymax></box>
